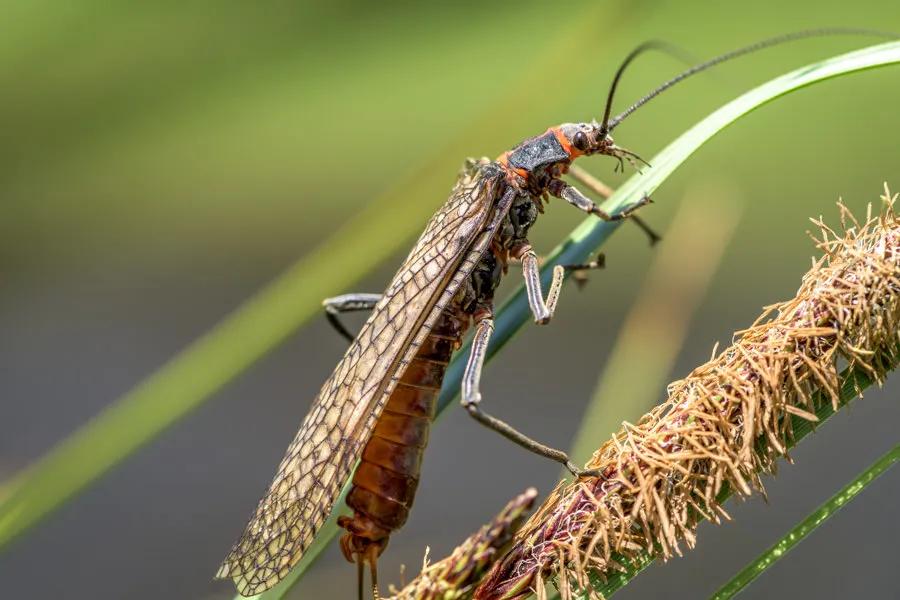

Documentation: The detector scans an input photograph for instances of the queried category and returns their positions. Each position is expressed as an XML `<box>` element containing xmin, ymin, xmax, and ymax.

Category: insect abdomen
<box><xmin>339</xmin><ymin>307</ymin><xmax>468</xmax><ymax>560</ymax></box>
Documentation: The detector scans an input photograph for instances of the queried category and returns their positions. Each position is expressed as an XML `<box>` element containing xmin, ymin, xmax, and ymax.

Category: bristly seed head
<box><xmin>473</xmin><ymin>185</ymin><xmax>900</xmax><ymax>600</ymax></box>
<box><xmin>384</xmin><ymin>488</ymin><xmax>538</xmax><ymax>600</ymax></box>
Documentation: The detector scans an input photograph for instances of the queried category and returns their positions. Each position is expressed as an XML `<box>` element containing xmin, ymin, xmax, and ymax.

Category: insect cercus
<box><xmin>216</xmin><ymin>27</ymin><xmax>888</xmax><ymax>599</ymax></box>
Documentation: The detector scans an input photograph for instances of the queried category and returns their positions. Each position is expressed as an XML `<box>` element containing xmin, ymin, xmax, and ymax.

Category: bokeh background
<box><xmin>1</xmin><ymin>1</ymin><xmax>898</xmax><ymax>598</ymax></box>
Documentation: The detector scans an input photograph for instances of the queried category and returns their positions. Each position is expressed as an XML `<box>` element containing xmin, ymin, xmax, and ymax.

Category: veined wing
<box><xmin>218</xmin><ymin>160</ymin><xmax>512</xmax><ymax>595</ymax></box>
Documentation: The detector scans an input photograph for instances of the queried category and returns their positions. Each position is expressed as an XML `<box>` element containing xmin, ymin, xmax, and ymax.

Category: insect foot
<box><xmin>566</xmin><ymin>462</ymin><xmax>604</xmax><ymax>479</ymax></box>
<box><xmin>620</xmin><ymin>193</ymin><xmax>653</xmax><ymax>217</ymax></box>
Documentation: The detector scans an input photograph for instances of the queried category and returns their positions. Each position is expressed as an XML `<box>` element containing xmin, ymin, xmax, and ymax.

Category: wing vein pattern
<box><xmin>218</xmin><ymin>160</ymin><xmax>512</xmax><ymax>595</ymax></box>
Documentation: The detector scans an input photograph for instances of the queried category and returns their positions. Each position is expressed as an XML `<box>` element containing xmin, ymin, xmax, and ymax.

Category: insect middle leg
<box><xmin>513</xmin><ymin>242</ymin><xmax>605</xmax><ymax>325</ymax></box>
<box><xmin>322</xmin><ymin>293</ymin><xmax>382</xmax><ymax>342</ymax></box>
<box><xmin>461</xmin><ymin>309</ymin><xmax>600</xmax><ymax>478</ymax></box>
<box><xmin>566</xmin><ymin>165</ymin><xmax>661</xmax><ymax>245</ymax></box>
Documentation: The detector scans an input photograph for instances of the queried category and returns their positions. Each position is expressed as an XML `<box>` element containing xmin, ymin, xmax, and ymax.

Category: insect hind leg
<box><xmin>461</xmin><ymin>312</ymin><xmax>601</xmax><ymax>479</ymax></box>
<box><xmin>322</xmin><ymin>293</ymin><xmax>382</xmax><ymax>343</ymax></box>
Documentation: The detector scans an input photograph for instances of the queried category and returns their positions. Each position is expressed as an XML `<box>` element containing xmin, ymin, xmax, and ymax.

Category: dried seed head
<box><xmin>475</xmin><ymin>185</ymin><xmax>900</xmax><ymax>600</ymax></box>
<box><xmin>385</xmin><ymin>488</ymin><xmax>538</xmax><ymax>600</ymax></box>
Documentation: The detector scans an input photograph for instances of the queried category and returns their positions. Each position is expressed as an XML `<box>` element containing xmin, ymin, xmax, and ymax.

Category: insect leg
<box><xmin>322</xmin><ymin>293</ymin><xmax>382</xmax><ymax>342</ymax></box>
<box><xmin>511</xmin><ymin>251</ymin><xmax>605</xmax><ymax>275</ymax></box>
<box><xmin>516</xmin><ymin>244</ymin><xmax>607</xmax><ymax>321</ymax></box>
<box><xmin>518</xmin><ymin>245</ymin><xmax>564</xmax><ymax>325</ymax></box>
<box><xmin>549</xmin><ymin>178</ymin><xmax>652</xmax><ymax>228</ymax></box>
<box><xmin>562</xmin><ymin>252</ymin><xmax>606</xmax><ymax>290</ymax></box>
<box><xmin>461</xmin><ymin>313</ymin><xmax>601</xmax><ymax>478</ymax></box>
<box><xmin>561</xmin><ymin>252</ymin><xmax>606</xmax><ymax>272</ymax></box>
<box><xmin>567</xmin><ymin>165</ymin><xmax>661</xmax><ymax>245</ymax></box>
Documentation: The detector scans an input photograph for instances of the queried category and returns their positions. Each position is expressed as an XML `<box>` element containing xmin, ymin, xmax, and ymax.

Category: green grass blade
<box><xmin>246</xmin><ymin>40</ymin><xmax>900</xmax><ymax>600</ymax></box>
<box><xmin>710</xmin><ymin>444</ymin><xmax>900</xmax><ymax>600</ymax></box>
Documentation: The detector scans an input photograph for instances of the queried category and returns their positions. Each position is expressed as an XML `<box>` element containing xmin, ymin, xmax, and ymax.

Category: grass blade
<box><xmin>710</xmin><ymin>444</ymin><xmax>900</xmax><ymax>600</ymax></box>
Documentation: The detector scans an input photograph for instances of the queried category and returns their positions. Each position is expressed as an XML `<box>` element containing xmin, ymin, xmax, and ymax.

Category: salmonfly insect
<box><xmin>217</xmin><ymin>28</ymin><xmax>888</xmax><ymax>598</ymax></box>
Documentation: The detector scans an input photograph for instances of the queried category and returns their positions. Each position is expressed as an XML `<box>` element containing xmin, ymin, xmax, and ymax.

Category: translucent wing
<box><xmin>218</xmin><ymin>160</ymin><xmax>513</xmax><ymax>595</ymax></box>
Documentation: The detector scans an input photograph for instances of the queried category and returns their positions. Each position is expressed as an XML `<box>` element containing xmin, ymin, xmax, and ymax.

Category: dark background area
<box><xmin>1</xmin><ymin>1</ymin><xmax>898</xmax><ymax>598</ymax></box>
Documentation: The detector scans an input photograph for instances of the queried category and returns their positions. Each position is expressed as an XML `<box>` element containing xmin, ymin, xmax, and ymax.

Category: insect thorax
<box><xmin>506</xmin><ymin>130</ymin><xmax>569</xmax><ymax>173</ymax></box>
<box><xmin>457</xmin><ymin>186</ymin><xmax>538</xmax><ymax>314</ymax></box>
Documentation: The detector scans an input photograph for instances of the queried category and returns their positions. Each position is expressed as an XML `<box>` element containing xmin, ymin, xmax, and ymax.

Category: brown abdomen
<box><xmin>338</xmin><ymin>307</ymin><xmax>467</xmax><ymax>562</ymax></box>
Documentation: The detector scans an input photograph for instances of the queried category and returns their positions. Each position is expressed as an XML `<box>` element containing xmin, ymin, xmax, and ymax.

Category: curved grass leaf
<box><xmin>710</xmin><ymin>443</ymin><xmax>900</xmax><ymax>600</ymax></box>
<box><xmin>246</xmin><ymin>39</ymin><xmax>900</xmax><ymax>600</ymax></box>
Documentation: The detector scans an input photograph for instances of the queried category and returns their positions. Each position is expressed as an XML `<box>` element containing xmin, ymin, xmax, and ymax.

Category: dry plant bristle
<box><xmin>386</xmin><ymin>488</ymin><xmax>538</xmax><ymax>600</ymax></box>
<box><xmin>474</xmin><ymin>185</ymin><xmax>900</xmax><ymax>600</ymax></box>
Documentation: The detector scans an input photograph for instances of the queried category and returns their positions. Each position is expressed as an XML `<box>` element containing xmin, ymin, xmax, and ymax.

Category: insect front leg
<box><xmin>461</xmin><ymin>309</ymin><xmax>600</xmax><ymax>478</ymax></box>
<box><xmin>322</xmin><ymin>293</ymin><xmax>382</xmax><ymax>342</ymax></box>
<box><xmin>566</xmin><ymin>165</ymin><xmax>661</xmax><ymax>245</ymax></box>
<box><xmin>548</xmin><ymin>178</ymin><xmax>652</xmax><ymax>228</ymax></box>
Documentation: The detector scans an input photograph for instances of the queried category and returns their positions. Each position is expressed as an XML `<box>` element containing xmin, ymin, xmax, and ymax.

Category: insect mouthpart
<box><xmin>568</xmin><ymin>121</ymin><xmax>644</xmax><ymax>172</ymax></box>
<box><xmin>606</xmin><ymin>142</ymin><xmax>650</xmax><ymax>173</ymax></box>
<box><xmin>593</xmin><ymin>130</ymin><xmax>614</xmax><ymax>154</ymax></box>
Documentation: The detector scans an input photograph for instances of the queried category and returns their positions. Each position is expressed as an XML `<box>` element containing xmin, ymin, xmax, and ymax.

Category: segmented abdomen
<box><xmin>338</xmin><ymin>305</ymin><xmax>469</xmax><ymax>559</ymax></box>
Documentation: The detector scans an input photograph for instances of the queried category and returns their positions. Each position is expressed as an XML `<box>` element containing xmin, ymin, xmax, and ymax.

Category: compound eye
<box><xmin>572</xmin><ymin>131</ymin><xmax>589</xmax><ymax>151</ymax></box>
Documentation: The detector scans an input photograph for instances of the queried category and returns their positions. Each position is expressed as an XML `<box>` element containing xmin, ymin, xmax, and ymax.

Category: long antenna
<box><xmin>598</xmin><ymin>40</ymin><xmax>697</xmax><ymax>137</ymax></box>
<box><xmin>605</xmin><ymin>28</ymin><xmax>896</xmax><ymax>132</ymax></box>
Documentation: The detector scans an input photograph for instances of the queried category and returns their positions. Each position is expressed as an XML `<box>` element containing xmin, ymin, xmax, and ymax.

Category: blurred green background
<box><xmin>1</xmin><ymin>1</ymin><xmax>898</xmax><ymax>599</ymax></box>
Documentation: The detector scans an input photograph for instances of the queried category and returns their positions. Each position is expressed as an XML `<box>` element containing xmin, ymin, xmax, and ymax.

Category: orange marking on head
<box><xmin>550</xmin><ymin>126</ymin><xmax>583</xmax><ymax>159</ymax></box>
